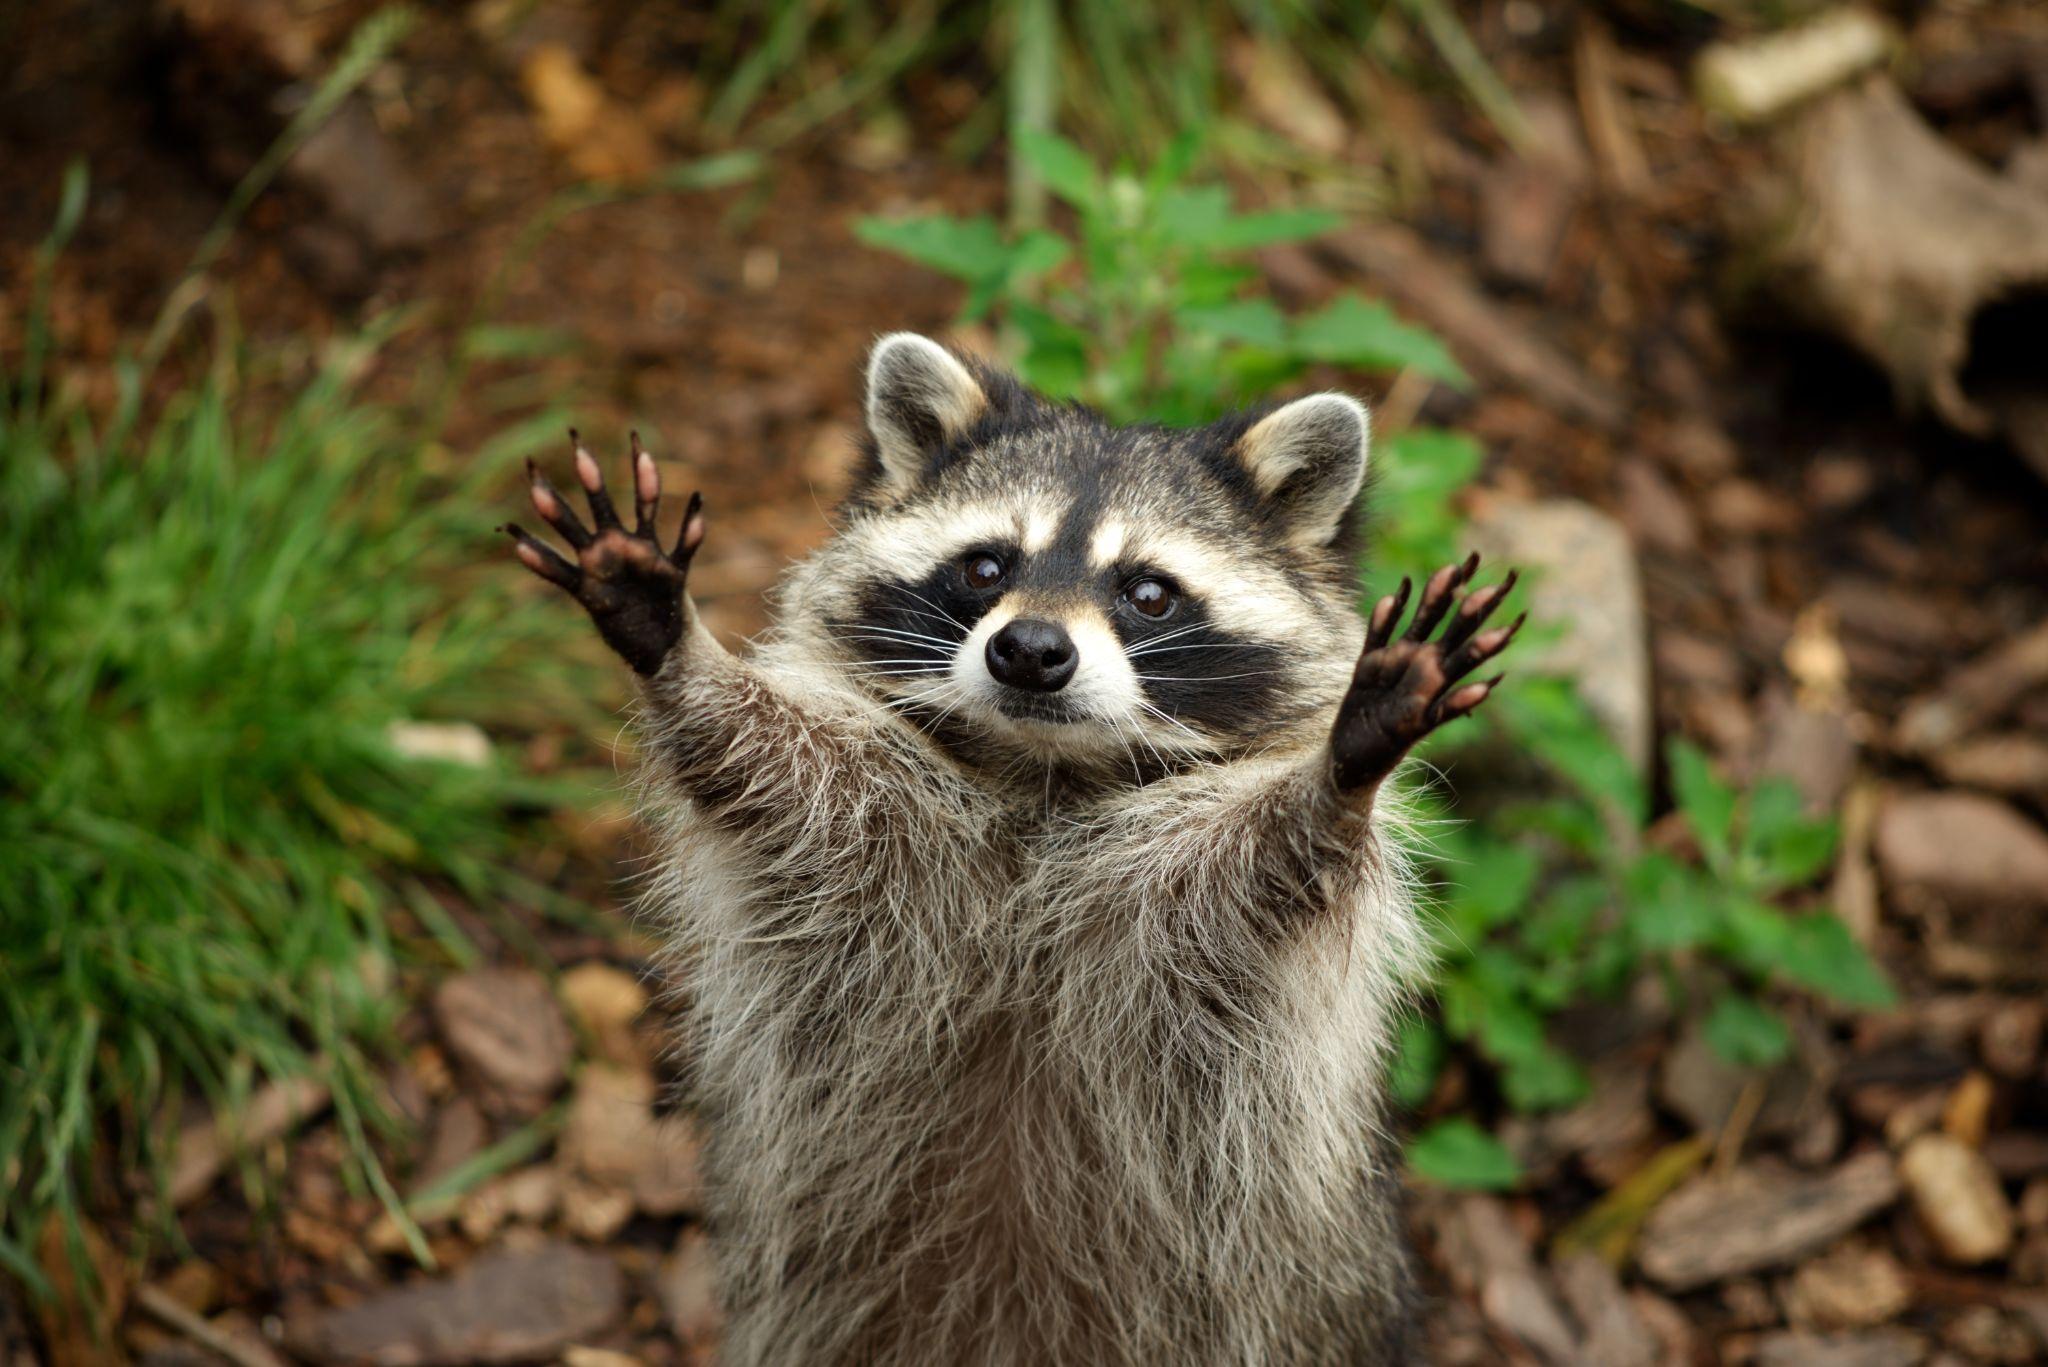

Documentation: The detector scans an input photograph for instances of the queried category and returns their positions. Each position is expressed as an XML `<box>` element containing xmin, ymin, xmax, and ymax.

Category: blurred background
<box><xmin>4</xmin><ymin>1</ymin><xmax>2047</xmax><ymax>1362</ymax></box>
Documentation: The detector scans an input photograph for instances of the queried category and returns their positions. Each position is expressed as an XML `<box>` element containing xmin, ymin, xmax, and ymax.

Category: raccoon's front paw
<box><xmin>501</xmin><ymin>431</ymin><xmax>707</xmax><ymax>676</ymax></box>
<box><xmin>1329</xmin><ymin>554</ymin><xmax>1522</xmax><ymax>792</ymax></box>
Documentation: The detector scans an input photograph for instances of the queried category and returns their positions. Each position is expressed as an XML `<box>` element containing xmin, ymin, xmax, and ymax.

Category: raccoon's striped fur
<box><xmin>510</xmin><ymin>334</ymin><xmax>1522</xmax><ymax>1364</ymax></box>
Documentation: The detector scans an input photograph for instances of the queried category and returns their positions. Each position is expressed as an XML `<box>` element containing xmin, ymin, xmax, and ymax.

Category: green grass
<box><xmin>0</xmin><ymin>254</ymin><xmax>604</xmax><ymax>1294</ymax></box>
<box><xmin>693</xmin><ymin>0</ymin><xmax>1524</xmax><ymax>183</ymax></box>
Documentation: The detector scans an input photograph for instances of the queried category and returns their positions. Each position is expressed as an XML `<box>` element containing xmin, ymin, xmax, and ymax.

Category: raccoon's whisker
<box><xmin>896</xmin><ymin>588</ymin><xmax>971</xmax><ymax>633</ymax></box>
<box><xmin>1135</xmin><ymin>670</ymin><xmax>1281</xmax><ymax>684</ymax></box>
<box><xmin>1121</xmin><ymin>622</ymin><xmax>1209</xmax><ymax>653</ymax></box>
<box><xmin>1124</xmin><ymin>641</ymin><xmax>1243</xmax><ymax>659</ymax></box>
<box><xmin>1138</xmin><ymin>700</ymin><xmax>1207</xmax><ymax>749</ymax></box>
<box><xmin>843</xmin><ymin>626</ymin><xmax>957</xmax><ymax>648</ymax></box>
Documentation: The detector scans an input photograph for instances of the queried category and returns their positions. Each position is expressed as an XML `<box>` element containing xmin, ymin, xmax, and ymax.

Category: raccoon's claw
<box><xmin>1331</xmin><ymin>555</ymin><xmax>1521</xmax><ymax>793</ymax></box>
<box><xmin>506</xmin><ymin>430</ymin><xmax>703</xmax><ymax>676</ymax></box>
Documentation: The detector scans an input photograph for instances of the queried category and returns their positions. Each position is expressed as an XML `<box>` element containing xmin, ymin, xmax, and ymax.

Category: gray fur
<box><xmin>632</xmin><ymin>338</ymin><xmax>1431</xmax><ymax>1364</ymax></box>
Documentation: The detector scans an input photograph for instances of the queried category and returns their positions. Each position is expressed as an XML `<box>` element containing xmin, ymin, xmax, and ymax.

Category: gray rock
<box><xmin>285</xmin><ymin>1242</ymin><xmax>623</xmax><ymax>1365</ymax></box>
<box><xmin>1467</xmin><ymin>499</ymin><xmax>1652</xmax><ymax>778</ymax></box>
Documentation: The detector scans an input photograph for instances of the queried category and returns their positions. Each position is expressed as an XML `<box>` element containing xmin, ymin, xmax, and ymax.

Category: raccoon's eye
<box><xmin>962</xmin><ymin>553</ymin><xmax>1007</xmax><ymax>591</ymax></box>
<box><xmin>1124</xmin><ymin>577</ymin><xmax>1177</xmax><ymax>619</ymax></box>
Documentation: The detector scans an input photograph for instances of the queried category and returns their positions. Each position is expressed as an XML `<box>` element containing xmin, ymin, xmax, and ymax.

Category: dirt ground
<box><xmin>5</xmin><ymin>2</ymin><xmax>2047</xmax><ymax>1364</ymax></box>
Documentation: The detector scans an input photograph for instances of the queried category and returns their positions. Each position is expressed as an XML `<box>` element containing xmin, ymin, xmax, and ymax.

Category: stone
<box><xmin>1898</xmin><ymin>1133</ymin><xmax>2014</xmax><ymax>1264</ymax></box>
<box><xmin>1783</xmin><ymin>1241</ymin><xmax>1911</xmax><ymax>1329</ymax></box>
<box><xmin>1638</xmin><ymin>1153</ymin><xmax>1899</xmax><ymax>1290</ymax></box>
<box><xmin>386</xmin><ymin>720</ymin><xmax>491</xmax><ymax>767</ymax></box>
<box><xmin>560</xmin><ymin>1063</ymin><xmax>704</xmax><ymax>1216</ymax></box>
<box><xmin>1467</xmin><ymin>499</ymin><xmax>1652</xmax><ymax>777</ymax></box>
<box><xmin>558</xmin><ymin>963</ymin><xmax>649</xmax><ymax>1066</ymax></box>
<box><xmin>432</xmin><ymin>969</ymin><xmax>573</xmax><ymax>1110</ymax></box>
<box><xmin>1979</xmin><ymin>1000</ymin><xmax>2044</xmax><ymax>1078</ymax></box>
<box><xmin>284</xmin><ymin>1242</ymin><xmax>623</xmax><ymax>1364</ymax></box>
<box><xmin>1876</xmin><ymin>791</ymin><xmax>2048</xmax><ymax>908</ymax></box>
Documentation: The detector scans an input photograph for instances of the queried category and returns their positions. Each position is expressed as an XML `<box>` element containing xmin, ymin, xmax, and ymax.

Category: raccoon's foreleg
<box><xmin>503</xmin><ymin>430</ymin><xmax>705</xmax><ymax>677</ymax></box>
<box><xmin>508</xmin><ymin>434</ymin><xmax>929</xmax><ymax>837</ymax></box>
<box><xmin>1328</xmin><ymin>554</ymin><xmax>1522</xmax><ymax>794</ymax></box>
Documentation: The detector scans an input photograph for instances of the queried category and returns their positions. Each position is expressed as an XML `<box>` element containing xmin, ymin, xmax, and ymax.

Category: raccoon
<box><xmin>503</xmin><ymin>334</ymin><xmax>1521</xmax><ymax>1365</ymax></box>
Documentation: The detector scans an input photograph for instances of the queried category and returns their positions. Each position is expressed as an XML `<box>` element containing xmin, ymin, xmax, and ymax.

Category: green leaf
<box><xmin>1151</xmin><ymin>185</ymin><xmax>1234</xmax><ymax>245</ymax></box>
<box><xmin>1441</xmin><ymin>837</ymin><xmax>1540</xmax><ymax>938</ymax></box>
<box><xmin>1015</xmin><ymin>129</ymin><xmax>1100</xmax><ymax>210</ymax></box>
<box><xmin>1407</xmin><ymin>1119</ymin><xmax>1521</xmax><ymax>1190</ymax></box>
<box><xmin>461</xmin><ymin>325</ymin><xmax>583</xmax><ymax>361</ymax></box>
<box><xmin>648</xmin><ymin>149</ymin><xmax>764</xmax><ymax>192</ymax></box>
<box><xmin>1703</xmin><ymin>994</ymin><xmax>1791</xmax><ymax>1067</ymax></box>
<box><xmin>1495</xmin><ymin>679</ymin><xmax>1647</xmax><ymax>826</ymax></box>
<box><xmin>1176</xmin><ymin>299</ymin><xmax>1288</xmax><ymax>349</ymax></box>
<box><xmin>1742</xmin><ymin>776</ymin><xmax>1838</xmax><ymax>889</ymax></box>
<box><xmin>1774</xmin><ymin>915</ymin><xmax>1895</xmax><ymax>1008</ymax></box>
<box><xmin>1716</xmin><ymin>898</ymin><xmax>1793</xmax><ymax>976</ymax></box>
<box><xmin>1010</xmin><ymin>305</ymin><xmax>1091</xmax><ymax>399</ymax></box>
<box><xmin>1622</xmin><ymin>852</ymin><xmax>1720</xmax><ymax>953</ymax></box>
<box><xmin>853</xmin><ymin>214</ymin><xmax>1013</xmax><ymax>283</ymax></box>
<box><xmin>1005</xmin><ymin>229</ymin><xmax>1072</xmax><ymax>284</ymax></box>
<box><xmin>1500</xmin><ymin>1041</ymin><xmax>1591</xmax><ymax>1111</ymax></box>
<box><xmin>1389</xmin><ymin>1018</ymin><xmax>1446</xmax><ymax>1111</ymax></box>
<box><xmin>1292</xmin><ymin>295</ymin><xmax>1467</xmax><ymax>385</ymax></box>
<box><xmin>1517</xmin><ymin>873</ymin><xmax>1607</xmax><ymax>959</ymax></box>
<box><xmin>1669</xmin><ymin>739</ymin><xmax>1736</xmax><ymax>867</ymax></box>
<box><xmin>1187</xmin><ymin>207</ymin><xmax>1343</xmax><ymax>250</ymax></box>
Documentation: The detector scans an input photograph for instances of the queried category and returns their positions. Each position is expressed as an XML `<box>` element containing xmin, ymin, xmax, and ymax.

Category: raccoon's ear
<box><xmin>1233</xmin><ymin>393</ymin><xmax>1369</xmax><ymax>549</ymax></box>
<box><xmin>863</xmin><ymin>333</ymin><xmax>989</xmax><ymax>497</ymax></box>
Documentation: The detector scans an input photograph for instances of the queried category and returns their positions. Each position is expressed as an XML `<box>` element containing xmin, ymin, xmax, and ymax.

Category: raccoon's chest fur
<box><xmin>647</xmin><ymin>709</ymin><xmax>1417</xmax><ymax>1366</ymax></box>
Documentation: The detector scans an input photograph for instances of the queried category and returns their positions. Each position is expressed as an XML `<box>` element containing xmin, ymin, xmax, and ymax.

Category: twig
<box><xmin>1574</xmin><ymin>18</ymin><xmax>1649</xmax><ymax>198</ymax></box>
<box><xmin>1712</xmin><ymin>1077</ymin><xmax>1767</xmax><ymax>1176</ymax></box>
<box><xmin>136</xmin><ymin>1285</ymin><xmax>287</xmax><ymax>1367</ymax></box>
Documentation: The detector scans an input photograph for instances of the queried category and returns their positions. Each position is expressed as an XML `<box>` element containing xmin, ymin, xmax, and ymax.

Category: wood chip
<box><xmin>1874</xmin><ymin>790</ymin><xmax>2048</xmax><ymax>909</ymax></box>
<box><xmin>433</xmin><ymin>968</ymin><xmax>573</xmax><ymax>1111</ymax></box>
<box><xmin>170</xmin><ymin>1074</ymin><xmax>331</xmax><ymax>1208</ymax></box>
<box><xmin>1638</xmin><ymin>1152</ymin><xmax>1899</xmax><ymax>1290</ymax></box>
<box><xmin>285</xmin><ymin>1241</ymin><xmax>624</xmax><ymax>1365</ymax></box>
<box><xmin>1553</xmin><ymin>1252</ymin><xmax>1658</xmax><ymax>1367</ymax></box>
<box><xmin>1752</xmin><ymin>1328</ymin><xmax>1926</xmax><ymax>1367</ymax></box>
<box><xmin>1896</xmin><ymin>620</ymin><xmax>2048</xmax><ymax>754</ymax></box>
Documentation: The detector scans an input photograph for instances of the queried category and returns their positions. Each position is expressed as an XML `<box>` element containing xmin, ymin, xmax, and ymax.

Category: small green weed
<box><xmin>860</xmin><ymin>130</ymin><xmax>1461</xmax><ymax>425</ymax></box>
<box><xmin>861</xmin><ymin>137</ymin><xmax>1893</xmax><ymax>1193</ymax></box>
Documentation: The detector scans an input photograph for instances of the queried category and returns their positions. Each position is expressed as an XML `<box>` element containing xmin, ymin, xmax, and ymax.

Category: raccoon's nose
<box><xmin>986</xmin><ymin>618</ymin><xmax>1077</xmax><ymax>692</ymax></box>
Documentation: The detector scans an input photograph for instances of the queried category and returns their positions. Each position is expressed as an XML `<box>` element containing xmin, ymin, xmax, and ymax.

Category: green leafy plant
<box><xmin>0</xmin><ymin>177</ymin><xmax>601</xmax><ymax>1291</ymax></box>
<box><xmin>859</xmin><ymin>130</ymin><xmax>1463</xmax><ymax>427</ymax></box>
<box><xmin>1397</xmin><ymin>696</ymin><xmax>1894</xmax><ymax>1139</ymax></box>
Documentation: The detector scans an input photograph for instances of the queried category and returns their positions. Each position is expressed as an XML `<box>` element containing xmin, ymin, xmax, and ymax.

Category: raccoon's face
<box><xmin>788</xmin><ymin>334</ymin><xmax>1372</xmax><ymax>775</ymax></box>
